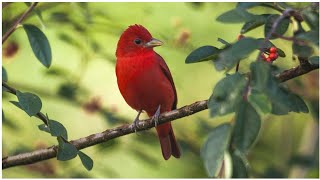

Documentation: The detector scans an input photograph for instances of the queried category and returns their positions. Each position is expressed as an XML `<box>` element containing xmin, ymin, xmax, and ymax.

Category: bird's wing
<box><xmin>156</xmin><ymin>53</ymin><xmax>177</xmax><ymax>110</ymax></box>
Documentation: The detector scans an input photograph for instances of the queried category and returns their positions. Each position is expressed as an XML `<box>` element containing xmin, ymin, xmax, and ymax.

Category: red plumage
<box><xmin>115</xmin><ymin>24</ymin><xmax>181</xmax><ymax>160</ymax></box>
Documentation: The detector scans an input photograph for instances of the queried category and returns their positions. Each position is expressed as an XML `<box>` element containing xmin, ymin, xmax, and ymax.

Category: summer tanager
<box><xmin>115</xmin><ymin>24</ymin><xmax>181</xmax><ymax>160</ymax></box>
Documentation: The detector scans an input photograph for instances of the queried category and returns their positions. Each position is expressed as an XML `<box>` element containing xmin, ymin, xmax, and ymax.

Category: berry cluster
<box><xmin>261</xmin><ymin>47</ymin><xmax>278</xmax><ymax>62</ymax></box>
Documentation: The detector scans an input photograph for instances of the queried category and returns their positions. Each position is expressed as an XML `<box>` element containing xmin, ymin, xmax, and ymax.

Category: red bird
<box><xmin>115</xmin><ymin>24</ymin><xmax>181</xmax><ymax>160</ymax></box>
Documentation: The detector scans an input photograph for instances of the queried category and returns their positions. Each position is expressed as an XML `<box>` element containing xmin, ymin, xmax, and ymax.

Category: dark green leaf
<box><xmin>231</xmin><ymin>150</ymin><xmax>249</xmax><ymax>178</ymax></box>
<box><xmin>233</xmin><ymin>101</ymin><xmax>261</xmax><ymax>152</ymax></box>
<box><xmin>2</xmin><ymin>67</ymin><xmax>8</xmax><ymax>82</ymax></box>
<box><xmin>264</xmin><ymin>14</ymin><xmax>290</xmax><ymax>39</ymax></box>
<box><xmin>296</xmin><ymin>31</ymin><xmax>319</xmax><ymax>46</ymax></box>
<box><xmin>201</xmin><ymin>123</ymin><xmax>232</xmax><ymax>177</ymax></box>
<box><xmin>23</xmin><ymin>24</ymin><xmax>52</xmax><ymax>68</ymax></box>
<box><xmin>241</xmin><ymin>14</ymin><xmax>270</xmax><ymax>34</ymax></box>
<box><xmin>216</xmin><ymin>9</ymin><xmax>257</xmax><ymax>23</ymax></box>
<box><xmin>186</xmin><ymin>46</ymin><xmax>220</xmax><ymax>64</ymax></box>
<box><xmin>214</xmin><ymin>38</ymin><xmax>259</xmax><ymax>71</ymax></box>
<box><xmin>309</xmin><ymin>56</ymin><xmax>319</xmax><ymax>65</ymax></box>
<box><xmin>57</xmin><ymin>137</ymin><xmax>78</xmax><ymax>161</ymax></box>
<box><xmin>78</xmin><ymin>151</ymin><xmax>94</xmax><ymax>171</ymax></box>
<box><xmin>217</xmin><ymin>38</ymin><xmax>231</xmax><ymax>46</ymax></box>
<box><xmin>48</xmin><ymin>120</ymin><xmax>68</xmax><ymax>140</ymax></box>
<box><xmin>250</xmin><ymin>61</ymin><xmax>309</xmax><ymax>115</ymax></box>
<box><xmin>38</xmin><ymin>124</ymin><xmax>50</xmax><ymax>134</ymax></box>
<box><xmin>16</xmin><ymin>91</ymin><xmax>42</xmax><ymax>116</ymax></box>
<box><xmin>208</xmin><ymin>73</ymin><xmax>247</xmax><ymax>118</ymax></box>
<box><xmin>236</xmin><ymin>2</ymin><xmax>262</xmax><ymax>9</ymax></box>
<box><xmin>302</xmin><ymin>9</ymin><xmax>319</xmax><ymax>31</ymax></box>
<box><xmin>248</xmin><ymin>89</ymin><xmax>272</xmax><ymax>114</ymax></box>
<box><xmin>292</xmin><ymin>42</ymin><xmax>313</xmax><ymax>58</ymax></box>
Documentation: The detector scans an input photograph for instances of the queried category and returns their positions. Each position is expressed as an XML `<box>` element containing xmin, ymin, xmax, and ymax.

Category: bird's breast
<box><xmin>116</xmin><ymin>54</ymin><xmax>174</xmax><ymax>114</ymax></box>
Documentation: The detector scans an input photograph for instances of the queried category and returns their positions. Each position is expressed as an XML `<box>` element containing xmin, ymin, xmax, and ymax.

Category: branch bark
<box><xmin>2</xmin><ymin>2</ymin><xmax>38</xmax><ymax>44</ymax></box>
<box><xmin>2</xmin><ymin>63</ymin><xmax>319</xmax><ymax>169</ymax></box>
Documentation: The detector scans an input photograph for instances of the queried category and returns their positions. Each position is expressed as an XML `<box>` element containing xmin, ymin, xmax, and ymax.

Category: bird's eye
<box><xmin>134</xmin><ymin>39</ymin><xmax>142</xmax><ymax>45</ymax></box>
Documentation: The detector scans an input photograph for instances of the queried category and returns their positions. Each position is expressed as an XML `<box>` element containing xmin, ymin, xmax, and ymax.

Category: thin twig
<box><xmin>2</xmin><ymin>2</ymin><xmax>38</xmax><ymax>44</ymax></box>
<box><xmin>2</xmin><ymin>63</ymin><xmax>318</xmax><ymax>169</ymax></box>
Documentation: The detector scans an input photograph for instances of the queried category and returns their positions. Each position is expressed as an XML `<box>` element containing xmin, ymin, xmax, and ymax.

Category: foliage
<box><xmin>186</xmin><ymin>2</ymin><xmax>318</xmax><ymax>177</ymax></box>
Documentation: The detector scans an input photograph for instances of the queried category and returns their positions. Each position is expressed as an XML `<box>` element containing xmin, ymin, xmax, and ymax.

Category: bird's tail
<box><xmin>156</xmin><ymin>122</ymin><xmax>181</xmax><ymax>160</ymax></box>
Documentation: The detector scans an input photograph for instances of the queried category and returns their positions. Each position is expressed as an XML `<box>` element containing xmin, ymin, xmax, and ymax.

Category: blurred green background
<box><xmin>2</xmin><ymin>2</ymin><xmax>319</xmax><ymax>178</ymax></box>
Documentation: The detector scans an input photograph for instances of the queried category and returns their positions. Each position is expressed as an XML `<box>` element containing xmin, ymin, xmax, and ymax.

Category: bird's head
<box><xmin>116</xmin><ymin>24</ymin><xmax>163</xmax><ymax>57</ymax></box>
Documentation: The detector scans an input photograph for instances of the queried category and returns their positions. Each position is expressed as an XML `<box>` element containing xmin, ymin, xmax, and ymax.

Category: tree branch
<box><xmin>2</xmin><ymin>63</ymin><xmax>319</xmax><ymax>169</ymax></box>
<box><xmin>2</xmin><ymin>2</ymin><xmax>38</xmax><ymax>44</ymax></box>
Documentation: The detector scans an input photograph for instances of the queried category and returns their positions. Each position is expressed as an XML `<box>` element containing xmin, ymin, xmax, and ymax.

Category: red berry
<box><xmin>274</xmin><ymin>53</ymin><xmax>278</xmax><ymax>59</ymax></box>
<box><xmin>270</xmin><ymin>47</ymin><xmax>277</xmax><ymax>53</ymax></box>
<box><xmin>266</xmin><ymin>57</ymin><xmax>271</xmax><ymax>62</ymax></box>
<box><xmin>237</xmin><ymin>34</ymin><xmax>244</xmax><ymax>40</ymax></box>
<box><xmin>269</xmin><ymin>53</ymin><xmax>276</xmax><ymax>60</ymax></box>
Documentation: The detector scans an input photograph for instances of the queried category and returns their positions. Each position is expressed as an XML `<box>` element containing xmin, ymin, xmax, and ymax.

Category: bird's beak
<box><xmin>145</xmin><ymin>38</ymin><xmax>163</xmax><ymax>48</ymax></box>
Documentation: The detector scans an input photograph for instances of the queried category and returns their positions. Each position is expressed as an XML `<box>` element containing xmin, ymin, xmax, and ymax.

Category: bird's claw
<box><xmin>132</xmin><ymin>110</ymin><xmax>142</xmax><ymax>134</ymax></box>
<box><xmin>152</xmin><ymin>105</ymin><xmax>161</xmax><ymax>127</ymax></box>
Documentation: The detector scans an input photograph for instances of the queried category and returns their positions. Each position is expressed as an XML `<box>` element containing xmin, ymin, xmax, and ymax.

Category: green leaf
<box><xmin>292</xmin><ymin>42</ymin><xmax>313</xmax><ymax>58</ymax></box>
<box><xmin>248</xmin><ymin>89</ymin><xmax>272</xmax><ymax>114</ymax></box>
<box><xmin>57</xmin><ymin>137</ymin><xmax>78</xmax><ymax>161</ymax></box>
<box><xmin>16</xmin><ymin>91</ymin><xmax>42</xmax><ymax>116</ymax></box>
<box><xmin>201</xmin><ymin>123</ymin><xmax>232</xmax><ymax>177</ymax></box>
<box><xmin>216</xmin><ymin>9</ymin><xmax>257</xmax><ymax>23</ymax></box>
<box><xmin>2</xmin><ymin>67</ymin><xmax>8</xmax><ymax>82</ymax></box>
<box><xmin>309</xmin><ymin>56</ymin><xmax>319</xmax><ymax>65</ymax></box>
<box><xmin>217</xmin><ymin>38</ymin><xmax>231</xmax><ymax>46</ymax></box>
<box><xmin>78</xmin><ymin>151</ymin><xmax>94</xmax><ymax>171</ymax></box>
<box><xmin>264</xmin><ymin>14</ymin><xmax>290</xmax><ymax>39</ymax></box>
<box><xmin>296</xmin><ymin>31</ymin><xmax>319</xmax><ymax>46</ymax></box>
<box><xmin>302</xmin><ymin>9</ymin><xmax>319</xmax><ymax>31</ymax></box>
<box><xmin>231</xmin><ymin>149</ymin><xmax>249</xmax><ymax>178</ymax></box>
<box><xmin>241</xmin><ymin>14</ymin><xmax>270</xmax><ymax>34</ymax></box>
<box><xmin>250</xmin><ymin>61</ymin><xmax>309</xmax><ymax>115</ymax></box>
<box><xmin>214</xmin><ymin>38</ymin><xmax>259</xmax><ymax>71</ymax></box>
<box><xmin>233</xmin><ymin>101</ymin><xmax>261</xmax><ymax>152</ymax></box>
<box><xmin>185</xmin><ymin>46</ymin><xmax>220</xmax><ymax>64</ymax></box>
<box><xmin>48</xmin><ymin>120</ymin><xmax>68</xmax><ymax>140</ymax></box>
<box><xmin>208</xmin><ymin>73</ymin><xmax>247</xmax><ymax>118</ymax></box>
<box><xmin>38</xmin><ymin>124</ymin><xmax>51</xmax><ymax>134</ymax></box>
<box><xmin>236</xmin><ymin>2</ymin><xmax>262</xmax><ymax>9</ymax></box>
<box><xmin>23</xmin><ymin>24</ymin><xmax>52</xmax><ymax>68</ymax></box>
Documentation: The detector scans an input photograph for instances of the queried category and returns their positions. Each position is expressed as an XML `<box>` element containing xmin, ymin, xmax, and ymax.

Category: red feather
<box><xmin>115</xmin><ymin>24</ymin><xmax>181</xmax><ymax>160</ymax></box>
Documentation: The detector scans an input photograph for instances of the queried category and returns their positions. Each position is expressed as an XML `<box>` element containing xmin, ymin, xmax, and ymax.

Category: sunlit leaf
<box><xmin>16</xmin><ymin>91</ymin><xmax>42</xmax><ymax>116</ymax></box>
<box><xmin>78</xmin><ymin>151</ymin><xmax>94</xmax><ymax>171</ymax></box>
<box><xmin>186</xmin><ymin>46</ymin><xmax>220</xmax><ymax>63</ymax></box>
<box><xmin>208</xmin><ymin>73</ymin><xmax>247</xmax><ymax>118</ymax></box>
<box><xmin>201</xmin><ymin>123</ymin><xmax>232</xmax><ymax>177</ymax></box>
<box><xmin>23</xmin><ymin>24</ymin><xmax>52</xmax><ymax>68</ymax></box>
<box><xmin>248</xmin><ymin>89</ymin><xmax>272</xmax><ymax>114</ymax></box>
<box><xmin>214</xmin><ymin>38</ymin><xmax>259</xmax><ymax>71</ymax></box>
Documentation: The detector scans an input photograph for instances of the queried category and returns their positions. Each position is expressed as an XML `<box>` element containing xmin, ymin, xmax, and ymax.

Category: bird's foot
<box><xmin>132</xmin><ymin>110</ymin><xmax>142</xmax><ymax>133</ymax></box>
<box><xmin>151</xmin><ymin>105</ymin><xmax>161</xmax><ymax>127</ymax></box>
